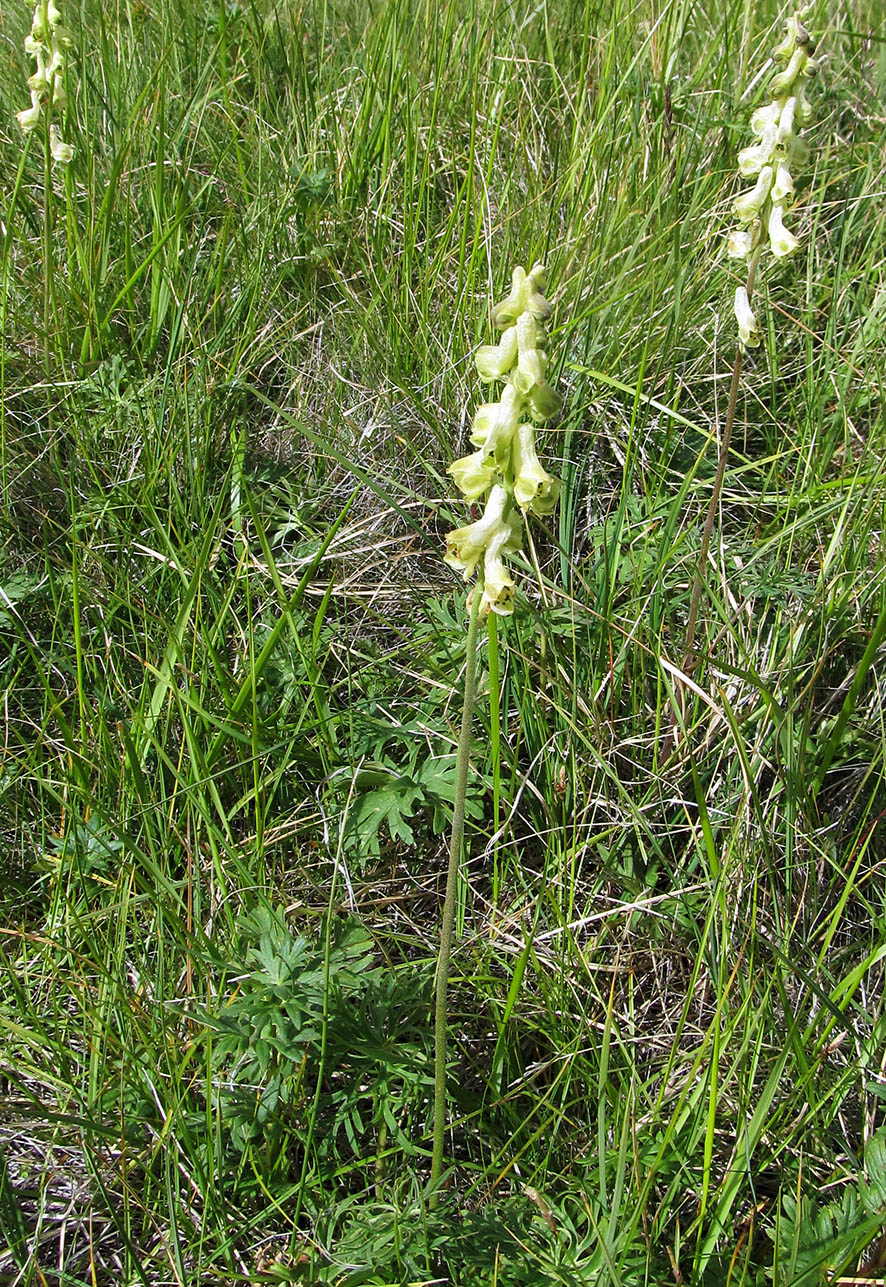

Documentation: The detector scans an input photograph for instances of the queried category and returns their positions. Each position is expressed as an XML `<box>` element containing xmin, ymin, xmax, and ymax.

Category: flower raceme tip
<box><xmin>728</xmin><ymin>8</ymin><xmax>818</xmax><ymax>346</ymax></box>
<box><xmin>16</xmin><ymin>0</ymin><xmax>75</xmax><ymax>164</ymax></box>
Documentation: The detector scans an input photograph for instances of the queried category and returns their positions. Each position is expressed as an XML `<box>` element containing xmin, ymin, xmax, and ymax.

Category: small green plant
<box><xmin>431</xmin><ymin>262</ymin><xmax>562</xmax><ymax>1199</ymax></box>
<box><xmin>202</xmin><ymin>905</ymin><xmax>378</xmax><ymax>1156</ymax></box>
<box><xmin>769</xmin><ymin>1129</ymin><xmax>886</xmax><ymax>1284</ymax></box>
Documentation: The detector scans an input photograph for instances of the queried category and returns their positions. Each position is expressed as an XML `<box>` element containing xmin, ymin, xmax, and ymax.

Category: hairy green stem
<box><xmin>430</xmin><ymin>582</ymin><xmax>483</xmax><ymax>1203</ymax></box>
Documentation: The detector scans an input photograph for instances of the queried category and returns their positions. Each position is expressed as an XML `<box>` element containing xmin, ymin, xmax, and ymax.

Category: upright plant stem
<box><xmin>43</xmin><ymin>117</ymin><xmax>54</xmax><ymax>385</ymax></box>
<box><xmin>666</xmin><ymin>249</ymin><xmax>761</xmax><ymax>756</ymax></box>
<box><xmin>430</xmin><ymin>583</ymin><xmax>483</xmax><ymax>1203</ymax></box>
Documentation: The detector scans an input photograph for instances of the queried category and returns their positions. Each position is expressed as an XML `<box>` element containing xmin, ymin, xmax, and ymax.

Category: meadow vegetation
<box><xmin>1</xmin><ymin>0</ymin><xmax>885</xmax><ymax>1281</ymax></box>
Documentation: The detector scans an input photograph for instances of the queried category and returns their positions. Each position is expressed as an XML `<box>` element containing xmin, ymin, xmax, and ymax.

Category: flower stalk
<box><xmin>16</xmin><ymin>1</ymin><xmax>75</xmax><ymax>383</ymax></box>
<box><xmin>430</xmin><ymin>264</ymin><xmax>562</xmax><ymax>1199</ymax></box>
<box><xmin>668</xmin><ymin>9</ymin><xmax>818</xmax><ymax>757</ymax></box>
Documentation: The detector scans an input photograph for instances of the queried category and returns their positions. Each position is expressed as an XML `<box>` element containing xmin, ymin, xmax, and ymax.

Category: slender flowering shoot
<box><xmin>444</xmin><ymin>263</ymin><xmax>562</xmax><ymax>617</ymax></box>
<box><xmin>17</xmin><ymin>0</ymin><xmax>75</xmax><ymax>163</ymax></box>
<box><xmin>727</xmin><ymin>8</ymin><xmax>818</xmax><ymax>345</ymax></box>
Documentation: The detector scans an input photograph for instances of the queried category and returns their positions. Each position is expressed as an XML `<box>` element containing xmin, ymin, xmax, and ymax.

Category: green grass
<box><xmin>1</xmin><ymin>0</ymin><xmax>885</xmax><ymax>1281</ymax></box>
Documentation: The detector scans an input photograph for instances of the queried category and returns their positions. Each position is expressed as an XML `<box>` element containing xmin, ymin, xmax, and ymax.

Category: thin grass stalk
<box><xmin>430</xmin><ymin>580</ymin><xmax>483</xmax><ymax>1202</ymax></box>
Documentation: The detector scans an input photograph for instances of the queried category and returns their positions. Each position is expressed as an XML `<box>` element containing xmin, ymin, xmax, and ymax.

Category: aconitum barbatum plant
<box><xmin>727</xmin><ymin>8</ymin><xmax>818</xmax><ymax>346</ymax></box>
<box><xmin>17</xmin><ymin>0</ymin><xmax>75</xmax><ymax>163</ymax></box>
<box><xmin>444</xmin><ymin>263</ymin><xmax>562</xmax><ymax>616</ymax></box>
<box><xmin>669</xmin><ymin>9</ymin><xmax>820</xmax><ymax>757</ymax></box>
<box><xmin>431</xmin><ymin>264</ymin><xmax>563</xmax><ymax>1200</ymax></box>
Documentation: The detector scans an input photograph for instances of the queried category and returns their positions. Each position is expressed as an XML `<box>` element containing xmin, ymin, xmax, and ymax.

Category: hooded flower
<box><xmin>49</xmin><ymin>122</ymin><xmax>73</xmax><ymax>163</ymax></box>
<box><xmin>470</xmin><ymin>383</ymin><xmax>523</xmax><ymax>467</ymax></box>
<box><xmin>444</xmin><ymin>263</ymin><xmax>562</xmax><ymax>617</ymax></box>
<box><xmin>475</xmin><ymin>326</ymin><xmax>518</xmax><ymax>381</ymax></box>
<box><xmin>448</xmin><ymin>449</ymin><xmax>496</xmax><ymax>501</ymax></box>
<box><xmin>512</xmin><ymin>423</ymin><xmax>561</xmax><ymax>514</ymax></box>
<box><xmin>491</xmin><ymin>263</ymin><xmax>553</xmax><ymax>329</ymax></box>
<box><xmin>444</xmin><ymin>485</ymin><xmax>512</xmax><ymax>580</ymax></box>
<box><xmin>479</xmin><ymin>520</ymin><xmax>522</xmax><ymax>616</ymax></box>
<box><xmin>767</xmin><ymin>202</ymin><xmax>800</xmax><ymax>257</ymax></box>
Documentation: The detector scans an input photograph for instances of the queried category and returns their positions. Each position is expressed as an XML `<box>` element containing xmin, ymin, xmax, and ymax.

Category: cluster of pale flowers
<box><xmin>17</xmin><ymin>0</ymin><xmax>75</xmax><ymax>164</ymax></box>
<box><xmin>728</xmin><ymin>9</ymin><xmax>817</xmax><ymax>347</ymax></box>
<box><xmin>444</xmin><ymin>264</ymin><xmax>562</xmax><ymax>617</ymax></box>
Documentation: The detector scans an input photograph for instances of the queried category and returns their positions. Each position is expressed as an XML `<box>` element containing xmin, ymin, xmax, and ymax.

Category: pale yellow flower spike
<box><xmin>727</xmin><ymin>8</ymin><xmax>818</xmax><ymax>345</ymax></box>
<box><xmin>444</xmin><ymin>263</ymin><xmax>562</xmax><ymax>617</ymax></box>
<box><xmin>17</xmin><ymin>0</ymin><xmax>75</xmax><ymax>163</ymax></box>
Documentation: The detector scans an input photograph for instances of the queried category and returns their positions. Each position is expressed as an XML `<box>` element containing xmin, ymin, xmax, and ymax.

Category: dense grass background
<box><xmin>1</xmin><ymin>0</ymin><xmax>885</xmax><ymax>1281</ymax></box>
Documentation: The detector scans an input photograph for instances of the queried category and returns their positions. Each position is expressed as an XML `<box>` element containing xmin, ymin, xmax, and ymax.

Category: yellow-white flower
<box><xmin>448</xmin><ymin>450</ymin><xmax>497</xmax><ymax>501</ymax></box>
<box><xmin>480</xmin><ymin>522</ymin><xmax>522</xmax><ymax>616</ymax></box>
<box><xmin>491</xmin><ymin>263</ymin><xmax>553</xmax><ymax>329</ymax></box>
<box><xmin>469</xmin><ymin>383</ymin><xmax>523</xmax><ymax>467</ymax></box>
<box><xmin>733</xmin><ymin>165</ymin><xmax>774</xmax><ymax>223</ymax></box>
<box><xmin>475</xmin><ymin>327</ymin><xmax>518</xmax><ymax>381</ymax></box>
<box><xmin>512</xmin><ymin>423</ymin><xmax>560</xmax><ymax>514</ymax></box>
<box><xmin>771</xmin><ymin>161</ymin><xmax>795</xmax><ymax>206</ymax></box>
<box><xmin>16</xmin><ymin>95</ymin><xmax>43</xmax><ymax>132</ymax></box>
<box><xmin>768</xmin><ymin>203</ymin><xmax>800</xmax><ymax>258</ymax></box>
<box><xmin>727</xmin><ymin>227</ymin><xmax>757</xmax><ymax>259</ymax></box>
<box><xmin>444</xmin><ymin>485</ymin><xmax>512</xmax><ymax>579</ymax></box>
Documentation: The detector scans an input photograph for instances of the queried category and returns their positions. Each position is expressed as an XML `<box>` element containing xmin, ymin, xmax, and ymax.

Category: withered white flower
<box><xmin>734</xmin><ymin>287</ymin><xmax>760</xmax><ymax>348</ymax></box>
<box><xmin>49</xmin><ymin>122</ymin><xmax>73</xmax><ymax>163</ymax></box>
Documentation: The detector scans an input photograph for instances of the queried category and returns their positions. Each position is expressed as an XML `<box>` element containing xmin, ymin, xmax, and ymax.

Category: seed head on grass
<box><xmin>444</xmin><ymin>264</ymin><xmax>561</xmax><ymax>617</ymax></box>
<box><xmin>17</xmin><ymin>0</ymin><xmax>75</xmax><ymax>163</ymax></box>
<box><xmin>727</xmin><ymin>8</ymin><xmax>818</xmax><ymax>346</ymax></box>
